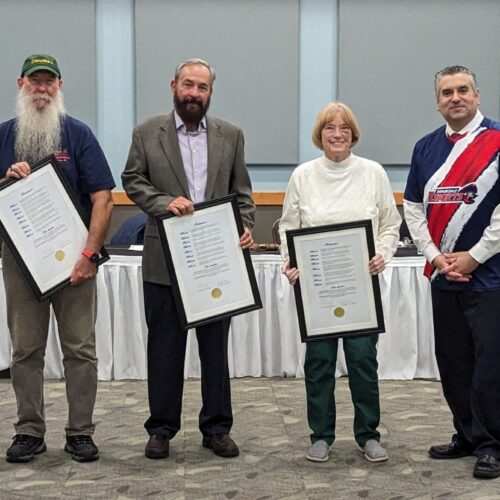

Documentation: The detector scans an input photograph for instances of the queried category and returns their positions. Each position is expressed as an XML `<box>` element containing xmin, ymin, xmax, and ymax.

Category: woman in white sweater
<box><xmin>280</xmin><ymin>102</ymin><xmax>401</xmax><ymax>464</ymax></box>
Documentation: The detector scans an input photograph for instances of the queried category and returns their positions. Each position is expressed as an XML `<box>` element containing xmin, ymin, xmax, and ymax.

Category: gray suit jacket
<box><xmin>122</xmin><ymin>112</ymin><xmax>255</xmax><ymax>285</ymax></box>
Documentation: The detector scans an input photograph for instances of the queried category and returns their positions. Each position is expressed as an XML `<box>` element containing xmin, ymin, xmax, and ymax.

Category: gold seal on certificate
<box><xmin>333</xmin><ymin>307</ymin><xmax>345</xmax><ymax>318</ymax></box>
<box><xmin>54</xmin><ymin>250</ymin><xmax>66</xmax><ymax>262</ymax></box>
<box><xmin>211</xmin><ymin>288</ymin><xmax>223</xmax><ymax>299</ymax></box>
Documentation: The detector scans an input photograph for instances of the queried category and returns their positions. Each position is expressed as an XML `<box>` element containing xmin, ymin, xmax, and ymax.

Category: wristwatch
<box><xmin>81</xmin><ymin>249</ymin><xmax>100</xmax><ymax>264</ymax></box>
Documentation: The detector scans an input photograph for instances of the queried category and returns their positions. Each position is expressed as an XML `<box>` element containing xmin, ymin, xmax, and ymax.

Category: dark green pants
<box><xmin>305</xmin><ymin>334</ymin><xmax>381</xmax><ymax>447</ymax></box>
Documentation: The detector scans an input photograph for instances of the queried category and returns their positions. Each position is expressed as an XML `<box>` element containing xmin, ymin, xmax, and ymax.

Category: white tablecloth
<box><xmin>0</xmin><ymin>254</ymin><xmax>438</xmax><ymax>380</ymax></box>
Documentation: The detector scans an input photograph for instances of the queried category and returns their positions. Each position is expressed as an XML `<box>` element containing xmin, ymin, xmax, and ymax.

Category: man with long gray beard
<box><xmin>0</xmin><ymin>54</ymin><xmax>114</xmax><ymax>463</ymax></box>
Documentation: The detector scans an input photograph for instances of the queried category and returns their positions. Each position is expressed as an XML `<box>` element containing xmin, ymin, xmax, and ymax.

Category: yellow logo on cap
<box><xmin>31</xmin><ymin>58</ymin><xmax>54</xmax><ymax>65</ymax></box>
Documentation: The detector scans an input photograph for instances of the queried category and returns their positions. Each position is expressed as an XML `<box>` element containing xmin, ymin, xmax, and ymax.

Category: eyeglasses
<box><xmin>323</xmin><ymin>124</ymin><xmax>352</xmax><ymax>135</ymax></box>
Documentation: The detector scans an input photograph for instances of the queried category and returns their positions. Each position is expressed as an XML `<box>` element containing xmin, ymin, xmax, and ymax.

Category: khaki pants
<box><xmin>2</xmin><ymin>244</ymin><xmax>97</xmax><ymax>438</ymax></box>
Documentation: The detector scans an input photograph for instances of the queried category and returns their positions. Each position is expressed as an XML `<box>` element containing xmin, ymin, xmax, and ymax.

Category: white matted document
<box><xmin>0</xmin><ymin>155</ymin><xmax>109</xmax><ymax>300</ymax></box>
<box><xmin>155</xmin><ymin>194</ymin><xmax>262</xmax><ymax>329</ymax></box>
<box><xmin>286</xmin><ymin>220</ymin><xmax>385</xmax><ymax>342</ymax></box>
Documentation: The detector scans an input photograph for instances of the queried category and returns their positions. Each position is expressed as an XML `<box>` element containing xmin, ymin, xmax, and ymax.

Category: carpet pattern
<box><xmin>0</xmin><ymin>378</ymin><xmax>498</xmax><ymax>499</ymax></box>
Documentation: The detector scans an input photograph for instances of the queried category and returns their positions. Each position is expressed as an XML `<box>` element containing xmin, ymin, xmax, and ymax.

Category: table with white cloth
<box><xmin>0</xmin><ymin>254</ymin><xmax>439</xmax><ymax>380</ymax></box>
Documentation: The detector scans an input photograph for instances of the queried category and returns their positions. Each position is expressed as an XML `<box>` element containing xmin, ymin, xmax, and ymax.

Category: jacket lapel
<box><xmin>205</xmin><ymin>117</ymin><xmax>224</xmax><ymax>199</ymax></box>
<box><xmin>159</xmin><ymin>112</ymin><xmax>190</xmax><ymax>197</ymax></box>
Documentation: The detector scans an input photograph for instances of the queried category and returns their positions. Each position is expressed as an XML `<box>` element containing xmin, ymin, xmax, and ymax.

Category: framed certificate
<box><xmin>0</xmin><ymin>155</ymin><xmax>109</xmax><ymax>301</ymax></box>
<box><xmin>155</xmin><ymin>194</ymin><xmax>262</xmax><ymax>329</ymax></box>
<box><xmin>286</xmin><ymin>220</ymin><xmax>385</xmax><ymax>342</ymax></box>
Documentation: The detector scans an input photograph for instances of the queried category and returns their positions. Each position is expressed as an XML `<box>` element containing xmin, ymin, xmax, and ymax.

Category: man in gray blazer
<box><xmin>122</xmin><ymin>58</ymin><xmax>255</xmax><ymax>460</ymax></box>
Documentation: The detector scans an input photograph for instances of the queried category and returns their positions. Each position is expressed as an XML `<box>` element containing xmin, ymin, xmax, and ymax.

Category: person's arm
<box><xmin>70</xmin><ymin>189</ymin><xmax>113</xmax><ymax>285</ymax></box>
<box><xmin>403</xmin><ymin>199</ymin><xmax>441</xmax><ymax>264</ymax></box>
<box><xmin>122</xmin><ymin>127</ymin><xmax>176</xmax><ymax>215</ymax></box>
<box><xmin>403</xmin><ymin>141</ymin><xmax>443</xmax><ymax>265</ymax></box>
<box><xmin>372</xmin><ymin>167</ymin><xmax>401</xmax><ymax>273</ymax></box>
<box><xmin>468</xmin><ymin>204</ymin><xmax>500</xmax><ymax>263</ymax></box>
<box><xmin>279</xmin><ymin>171</ymin><xmax>301</xmax><ymax>262</ymax></box>
<box><xmin>279</xmin><ymin>171</ymin><xmax>302</xmax><ymax>284</ymax></box>
<box><xmin>228</xmin><ymin>129</ymin><xmax>255</xmax><ymax>248</ymax></box>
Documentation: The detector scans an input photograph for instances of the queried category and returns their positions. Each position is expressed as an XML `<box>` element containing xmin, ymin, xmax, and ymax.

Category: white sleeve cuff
<box><xmin>423</xmin><ymin>245</ymin><xmax>441</xmax><ymax>265</ymax></box>
<box><xmin>469</xmin><ymin>242</ymin><xmax>490</xmax><ymax>264</ymax></box>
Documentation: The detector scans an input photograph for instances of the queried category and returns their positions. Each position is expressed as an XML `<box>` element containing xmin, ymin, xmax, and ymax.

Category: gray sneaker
<box><xmin>306</xmin><ymin>440</ymin><xmax>330</xmax><ymax>462</ymax></box>
<box><xmin>358</xmin><ymin>439</ymin><xmax>388</xmax><ymax>462</ymax></box>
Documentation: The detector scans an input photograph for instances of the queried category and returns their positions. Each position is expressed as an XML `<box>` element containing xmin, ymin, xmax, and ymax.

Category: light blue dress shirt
<box><xmin>174</xmin><ymin>111</ymin><xmax>208</xmax><ymax>204</ymax></box>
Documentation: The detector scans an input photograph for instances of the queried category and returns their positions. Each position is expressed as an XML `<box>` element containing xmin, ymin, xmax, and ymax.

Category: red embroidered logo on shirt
<box><xmin>54</xmin><ymin>150</ymin><xmax>70</xmax><ymax>163</ymax></box>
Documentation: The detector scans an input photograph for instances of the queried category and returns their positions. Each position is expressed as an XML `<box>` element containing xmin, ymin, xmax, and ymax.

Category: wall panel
<box><xmin>0</xmin><ymin>0</ymin><xmax>97</xmax><ymax>130</ymax></box>
<box><xmin>135</xmin><ymin>0</ymin><xmax>300</xmax><ymax>164</ymax></box>
<box><xmin>338</xmin><ymin>0</ymin><xmax>500</xmax><ymax>164</ymax></box>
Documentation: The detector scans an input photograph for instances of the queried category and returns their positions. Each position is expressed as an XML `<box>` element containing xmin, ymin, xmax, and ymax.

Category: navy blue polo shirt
<box><xmin>0</xmin><ymin>116</ymin><xmax>115</xmax><ymax>218</ymax></box>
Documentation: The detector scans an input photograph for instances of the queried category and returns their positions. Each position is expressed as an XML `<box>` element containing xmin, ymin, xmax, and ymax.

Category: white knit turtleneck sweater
<box><xmin>279</xmin><ymin>153</ymin><xmax>401</xmax><ymax>262</ymax></box>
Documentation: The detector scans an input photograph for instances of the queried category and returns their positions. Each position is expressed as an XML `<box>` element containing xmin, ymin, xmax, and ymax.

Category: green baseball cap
<box><xmin>21</xmin><ymin>54</ymin><xmax>61</xmax><ymax>78</ymax></box>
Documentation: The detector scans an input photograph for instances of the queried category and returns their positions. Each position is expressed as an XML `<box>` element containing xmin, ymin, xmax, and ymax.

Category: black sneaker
<box><xmin>64</xmin><ymin>435</ymin><xmax>99</xmax><ymax>462</ymax></box>
<box><xmin>6</xmin><ymin>434</ymin><xmax>47</xmax><ymax>463</ymax></box>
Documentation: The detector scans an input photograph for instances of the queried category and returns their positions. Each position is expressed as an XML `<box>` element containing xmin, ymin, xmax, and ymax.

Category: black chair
<box><xmin>110</xmin><ymin>213</ymin><xmax>147</xmax><ymax>245</ymax></box>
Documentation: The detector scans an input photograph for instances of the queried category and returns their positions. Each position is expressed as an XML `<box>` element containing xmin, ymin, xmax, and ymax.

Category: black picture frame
<box><xmin>286</xmin><ymin>219</ymin><xmax>385</xmax><ymax>343</ymax></box>
<box><xmin>155</xmin><ymin>194</ymin><xmax>262</xmax><ymax>329</ymax></box>
<box><xmin>0</xmin><ymin>155</ymin><xmax>109</xmax><ymax>301</ymax></box>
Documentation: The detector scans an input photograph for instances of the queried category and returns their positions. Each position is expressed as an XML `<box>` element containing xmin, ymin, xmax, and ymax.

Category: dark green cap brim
<box><xmin>23</xmin><ymin>65</ymin><xmax>61</xmax><ymax>77</ymax></box>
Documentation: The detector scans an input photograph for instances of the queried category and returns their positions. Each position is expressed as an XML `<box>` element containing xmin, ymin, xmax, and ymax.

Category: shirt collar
<box><xmin>445</xmin><ymin>110</ymin><xmax>484</xmax><ymax>136</ymax></box>
<box><xmin>174</xmin><ymin>111</ymin><xmax>207</xmax><ymax>133</ymax></box>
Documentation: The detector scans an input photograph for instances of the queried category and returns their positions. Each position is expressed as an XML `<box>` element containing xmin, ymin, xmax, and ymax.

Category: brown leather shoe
<box><xmin>145</xmin><ymin>435</ymin><xmax>169</xmax><ymax>459</ymax></box>
<box><xmin>202</xmin><ymin>434</ymin><xmax>239</xmax><ymax>458</ymax></box>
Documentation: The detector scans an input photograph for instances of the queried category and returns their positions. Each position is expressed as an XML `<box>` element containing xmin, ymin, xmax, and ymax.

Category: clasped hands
<box><xmin>432</xmin><ymin>252</ymin><xmax>479</xmax><ymax>282</ymax></box>
<box><xmin>281</xmin><ymin>254</ymin><xmax>385</xmax><ymax>286</ymax></box>
<box><xmin>167</xmin><ymin>196</ymin><xmax>253</xmax><ymax>248</ymax></box>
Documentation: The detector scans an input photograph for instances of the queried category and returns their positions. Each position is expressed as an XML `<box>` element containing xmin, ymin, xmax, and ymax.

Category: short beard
<box><xmin>14</xmin><ymin>88</ymin><xmax>67</xmax><ymax>165</ymax></box>
<box><xmin>174</xmin><ymin>93</ymin><xmax>210</xmax><ymax>126</ymax></box>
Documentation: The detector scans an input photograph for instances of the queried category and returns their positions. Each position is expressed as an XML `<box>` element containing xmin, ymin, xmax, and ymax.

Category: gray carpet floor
<box><xmin>0</xmin><ymin>377</ymin><xmax>498</xmax><ymax>499</ymax></box>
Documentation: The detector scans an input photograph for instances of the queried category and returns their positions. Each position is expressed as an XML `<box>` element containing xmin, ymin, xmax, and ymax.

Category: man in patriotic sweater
<box><xmin>404</xmin><ymin>65</ymin><xmax>500</xmax><ymax>479</ymax></box>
